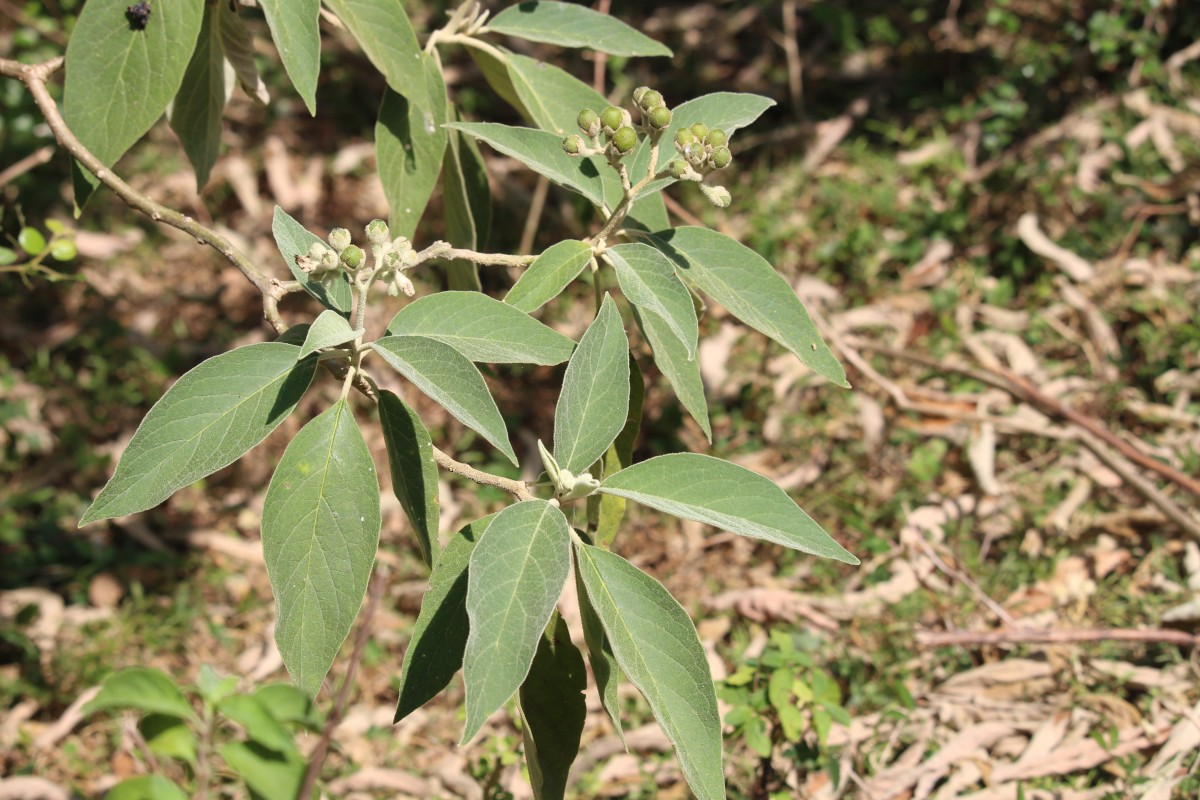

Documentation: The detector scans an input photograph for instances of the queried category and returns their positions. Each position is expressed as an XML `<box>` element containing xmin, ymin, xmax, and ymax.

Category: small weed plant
<box><xmin>4</xmin><ymin>1</ymin><xmax>858</xmax><ymax>797</ymax></box>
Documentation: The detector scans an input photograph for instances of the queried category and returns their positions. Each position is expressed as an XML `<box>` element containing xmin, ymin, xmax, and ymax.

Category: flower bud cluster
<box><xmin>295</xmin><ymin>219</ymin><xmax>422</xmax><ymax>296</ymax></box>
<box><xmin>562</xmin><ymin>87</ymin><xmax>677</xmax><ymax>163</ymax></box>
<box><xmin>666</xmin><ymin>124</ymin><xmax>733</xmax><ymax>182</ymax></box>
<box><xmin>367</xmin><ymin>219</ymin><xmax>419</xmax><ymax>297</ymax></box>
<box><xmin>295</xmin><ymin>241</ymin><xmax>345</xmax><ymax>289</ymax></box>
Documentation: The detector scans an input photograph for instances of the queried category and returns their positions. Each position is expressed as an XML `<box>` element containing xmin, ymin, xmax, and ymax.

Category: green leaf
<box><xmin>651</xmin><ymin>227</ymin><xmax>847</xmax><ymax>387</ymax></box>
<box><xmin>80</xmin><ymin>343</ymin><xmax>317</xmax><ymax>525</ymax></box>
<box><xmin>140</xmin><ymin>714</ymin><xmax>198</xmax><ymax>767</ymax></box>
<box><xmin>323</xmin><ymin>0</ymin><xmax>425</xmax><ymax>110</ymax></box>
<box><xmin>196</xmin><ymin>664</ymin><xmax>238</xmax><ymax>705</ymax></box>
<box><xmin>519</xmin><ymin>614</ymin><xmax>586</xmax><ymax>800</ymax></box>
<box><xmin>553</xmin><ymin>294</ymin><xmax>630</xmax><ymax>475</ymax></box>
<box><xmin>63</xmin><ymin>0</ymin><xmax>204</xmax><ymax>204</ymax></box>
<box><xmin>489</xmin><ymin>1</ymin><xmax>672</xmax><ymax>57</ymax></box>
<box><xmin>469</xmin><ymin>46</ymin><xmax>533</xmax><ymax>123</ymax></box>
<box><xmin>587</xmin><ymin>356</ymin><xmax>643</xmax><ymax>548</ymax></box>
<box><xmin>169</xmin><ymin>2</ymin><xmax>226</xmax><ymax>191</ymax></box>
<box><xmin>104</xmin><ymin>776</ymin><xmax>189</xmax><ymax>800</ymax></box>
<box><xmin>575</xmin><ymin>559</ymin><xmax>624</xmax><ymax>745</ymax></box>
<box><xmin>217</xmin><ymin>694</ymin><xmax>297</xmax><ymax>754</ymax></box>
<box><xmin>85</xmin><ymin>667</ymin><xmax>195</xmax><ymax>720</ymax></box>
<box><xmin>377</xmin><ymin>55</ymin><xmax>448</xmax><ymax>241</ymax></box>
<box><xmin>505</xmin><ymin>239</ymin><xmax>592</xmax><ymax>313</ymax></box>
<box><xmin>219</xmin><ymin>3</ymin><xmax>269</xmax><ymax>104</ymax></box>
<box><xmin>506</xmin><ymin>53</ymin><xmax>608</xmax><ymax>135</ymax></box>
<box><xmin>372</xmin><ymin>335</ymin><xmax>517</xmax><ymax>465</ymax></box>
<box><xmin>48</xmin><ymin>238</ymin><xmax>78</xmax><ymax>262</ymax></box>
<box><xmin>600</xmin><ymin>454</ymin><xmax>858</xmax><ymax>563</ymax></box>
<box><xmin>252</xmin><ymin>683</ymin><xmax>323</xmax><ymax>730</ymax></box>
<box><xmin>394</xmin><ymin>514</ymin><xmax>495</xmax><ymax>722</ymax></box>
<box><xmin>298</xmin><ymin>309</ymin><xmax>361</xmax><ymax>360</ymax></box>
<box><xmin>608</xmin><ymin>243</ymin><xmax>697</xmax><ymax>359</ymax></box>
<box><xmin>446</xmin><ymin>122</ymin><xmax>607</xmax><ymax>207</ymax></box>
<box><xmin>462</xmin><ymin>500</ymin><xmax>572</xmax><ymax>743</ymax></box>
<box><xmin>378</xmin><ymin>390</ymin><xmax>439</xmax><ymax>568</ymax></box>
<box><xmin>271</xmin><ymin>206</ymin><xmax>353</xmax><ymax>316</ymax></box>
<box><xmin>262</xmin><ymin>400</ymin><xmax>381</xmax><ymax>697</ymax></box>
<box><xmin>17</xmin><ymin>227</ymin><xmax>46</xmax><ymax>256</ymax></box>
<box><xmin>0</xmin><ymin>246</ymin><xmax>18</xmax><ymax>265</ymax></box>
<box><xmin>218</xmin><ymin>741</ymin><xmax>305</xmax><ymax>800</ymax></box>
<box><xmin>275</xmin><ymin>323</ymin><xmax>311</xmax><ymax>347</ymax></box>
<box><xmin>443</xmin><ymin>106</ymin><xmax>492</xmax><ymax>291</ymax></box>
<box><xmin>633</xmin><ymin>306</ymin><xmax>711</xmax><ymax>440</ymax></box>
<box><xmin>259</xmin><ymin>0</ymin><xmax>319</xmax><ymax>114</ymax></box>
<box><xmin>574</xmin><ymin>542</ymin><xmax>725</xmax><ymax>800</ymax></box>
<box><xmin>386</xmin><ymin>292</ymin><xmax>575</xmax><ymax>365</ymax></box>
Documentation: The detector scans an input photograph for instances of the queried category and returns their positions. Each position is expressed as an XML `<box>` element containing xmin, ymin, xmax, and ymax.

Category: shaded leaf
<box><xmin>85</xmin><ymin>667</ymin><xmax>195</xmax><ymax>720</ymax></box>
<box><xmin>252</xmin><ymin>683</ymin><xmax>323</xmax><ymax>730</ymax></box>
<box><xmin>262</xmin><ymin>401</ymin><xmax>381</xmax><ymax>697</ymax></box>
<box><xmin>169</xmin><ymin>2</ymin><xmax>226</xmax><ymax>191</ymax></box>
<box><xmin>80</xmin><ymin>343</ymin><xmax>317</xmax><ymax>525</ymax></box>
<box><xmin>633</xmin><ymin>306</ymin><xmax>711</xmax><ymax>440</ymax></box>
<box><xmin>489</xmin><ymin>1</ymin><xmax>672</xmax><ymax>57</ymax></box>
<box><xmin>520</xmin><ymin>615</ymin><xmax>586</xmax><ymax>800</ymax></box>
<box><xmin>469</xmin><ymin>46</ymin><xmax>532</xmax><ymax>122</ymax></box>
<box><xmin>323</xmin><ymin>0</ymin><xmax>425</xmax><ymax>109</ymax></box>
<box><xmin>587</xmin><ymin>356</ymin><xmax>643</xmax><ymax>548</ymax></box>
<box><xmin>505</xmin><ymin>239</ymin><xmax>592</xmax><ymax>313</ymax></box>
<box><xmin>443</xmin><ymin>106</ymin><xmax>491</xmax><ymax>291</ymax></box>
<box><xmin>140</xmin><ymin>714</ymin><xmax>197</xmax><ymax>767</ymax></box>
<box><xmin>219</xmin><ymin>4</ymin><xmax>269</xmax><ymax>104</ymax></box>
<box><xmin>608</xmin><ymin>243</ymin><xmax>697</xmax><ymax>358</ymax></box>
<box><xmin>217</xmin><ymin>694</ymin><xmax>297</xmax><ymax>754</ymax></box>
<box><xmin>377</xmin><ymin>55</ymin><xmax>447</xmax><ymax>240</ymax></box>
<box><xmin>378</xmin><ymin>390</ymin><xmax>439</xmax><ymax>567</ymax></box>
<box><xmin>575</xmin><ymin>556</ymin><xmax>624</xmax><ymax>745</ymax></box>
<box><xmin>258</xmin><ymin>0</ymin><xmax>319</xmax><ymax>114</ymax></box>
<box><xmin>218</xmin><ymin>740</ymin><xmax>305</xmax><ymax>800</ymax></box>
<box><xmin>271</xmin><ymin>206</ymin><xmax>354</xmax><ymax>316</ymax></box>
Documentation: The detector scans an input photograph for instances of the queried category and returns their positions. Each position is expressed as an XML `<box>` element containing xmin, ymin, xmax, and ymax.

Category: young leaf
<box><xmin>218</xmin><ymin>741</ymin><xmax>305</xmax><ymax>800</ymax></box>
<box><xmin>633</xmin><ymin>307</ymin><xmax>711</xmax><ymax>440</ymax></box>
<box><xmin>63</xmin><ymin>0</ymin><xmax>204</xmax><ymax>203</ymax></box>
<box><xmin>322</xmin><ymin>0</ymin><xmax>426</xmax><ymax>111</ymax></box>
<box><xmin>574</xmin><ymin>542</ymin><xmax>725</xmax><ymax>800</ymax></box>
<box><xmin>600</xmin><ymin>454</ymin><xmax>858</xmax><ymax>563</ymax></box>
<box><xmin>395</xmin><ymin>514</ymin><xmax>495</xmax><ymax>722</ymax></box>
<box><xmin>378</xmin><ymin>390</ymin><xmax>439</xmax><ymax>568</ymax></box>
<box><xmin>377</xmin><ymin>55</ymin><xmax>448</xmax><ymax>240</ymax></box>
<box><xmin>275</xmin><ymin>323</ymin><xmax>311</xmax><ymax>347</ymax></box>
<box><xmin>216</xmin><ymin>695</ymin><xmax>297</xmax><ymax>755</ymax></box>
<box><xmin>85</xmin><ymin>667</ymin><xmax>196</xmax><ymax>720</ymax></box>
<box><xmin>488</xmin><ymin>1</ymin><xmax>672</xmax><ymax>57</ymax></box>
<box><xmin>462</xmin><ymin>500</ymin><xmax>572</xmax><ymax>743</ymax></box>
<box><xmin>258</xmin><ymin>0</ymin><xmax>319</xmax><ymax>114</ymax></box>
<box><xmin>297</xmin><ymin>309</ymin><xmax>361</xmax><ymax>360</ymax></box>
<box><xmin>587</xmin><ymin>356</ymin><xmax>644</xmax><ymax>548</ymax></box>
<box><xmin>505</xmin><ymin>53</ymin><xmax>608</xmax><ymax>135</ymax></box>
<box><xmin>519</xmin><ymin>615</ymin><xmax>587</xmax><ymax>800</ymax></box>
<box><xmin>372</xmin><ymin>335</ymin><xmax>518</xmax><ymax>465</ymax></box>
<box><xmin>553</xmin><ymin>294</ymin><xmax>630</xmax><ymax>475</ymax></box>
<box><xmin>271</xmin><ymin>206</ymin><xmax>353</xmax><ymax>316</ymax></box>
<box><xmin>219</xmin><ymin>4</ymin><xmax>270</xmax><ymax>104</ymax></box>
<box><xmin>443</xmin><ymin>108</ymin><xmax>492</xmax><ymax>291</ymax></box>
<box><xmin>104</xmin><ymin>776</ymin><xmax>190</xmax><ymax>800</ymax></box>
<box><xmin>468</xmin><ymin>46</ymin><xmax>533</xmax><ymax>123</ymax></box>
<box><xmin>169</xmin><ymin>2</ymin><xmax>226</xmax><ymax>191</ymax></box>
<box><xmin>607</xmin><ymin>244</ymin><xmax>698</xmax><ymax>359</ymax></box>
<box><xmin>447</xmin><ymin>122</ymin><xmax>607</xmax><ymax>208</ymax></box>
<box><xmin>651</xmin><ymin>227</ymin><xmax>848</xmax><ymax>387</ymax></box>
<box><xmin>252</xmin><ymin>684</ymin><xmax>323</xmax><ymax>730</ymax></box>
<box><xmin>140</xmin><ymin>714</ymin><xmax>198</xmax><ymax>767</ymax></box>
<box><xmin>262</xmin><ymin>400</ymin><xmax>381</xmax><ymax>697</ymax></box>
<box><xmin>505</xmin><ymin>239</ymin><xmax>592</xmax><ymax>313</ymax></box>
<box><xmin>575</xmin><ymin>560</ymin><xmax>624</xmax><ymax>745</ymax></box>
<box><xmin>80</xmin><ymin>343</ymin><xmax>317</xmax><ymax>525</ymax></box>
<box><xmin>385</xmin><ymin>292</ymin><xmax>575</xmax><ymax>365</ymax></box>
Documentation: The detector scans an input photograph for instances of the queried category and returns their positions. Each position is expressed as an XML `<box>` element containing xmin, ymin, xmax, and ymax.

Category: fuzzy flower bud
<box><xmin>308</xmin><ymin>242</ymin><xmax>330</xmax><ymax>260</ymax></box>
<box><xmin>689</xmin><ymin>122</ymin><xmax>710</xmax><ymax>140</ymax></box>
<box><xmin>710</xmin><ymin>146</ymin><xmax>732</xmax><ymax>169</ymax></box>
<box><xmin>638</xmin><ymin>89</ymin><xmax>665</xmax><ymax>112</ymax></box>
<box><xmin>668</xmin><ymin>158</ymin><xmax>690</xmax><ymax>179</ymax></box>
<box><xmin>700</xmin><ymin>183</ymin><xmax>731</xmax><ymax>208</ymax></box>
<box><xmin>340</xmin><ymin>244</ymin><xmax>365</xmax><ymax>270</ymax></box>
<box><xmin>647</xmin><ymin>106</ymin><xmax>672</xmax><ymax>129</ymax></box>
<box><xmin>327</xmin><ymin>227</ymin><xmax>352</xmax><ymax>253</ymax></box>
<box><xmin>577</xmin><ymin>108</ymin><xmax>601</xmax><ymax>138</ymax></box>
<box><xmin>563</xmin><ymin>134</ymin><xmax>584</xmax><ymax>155</ymax></box>
<box><xmin>320</xmin><ymin>249</ymin><xmax>340</xmax><ymax>271</ymax></box>
<box><xmin>705</xmin><ymin>129</ymin><xmax>728</xmax><ymax>148</ymax></box>
<box><xmin>632</xmin><ymin>86</ymin><xmax>650</xmax><ymax>107</ymax></box>
<box><xmin>674</xmin><ymin>128</ymin><xmax>697</xmax><ymax>151</ymax></box>
<box><xmin>612</xmin><ymin>126</ymin><xmax>638</xmax><ymax>155</ymax></box>
<box><xmin>365</xmin><ymin>219</ymin><xmax>390</xmax><ymax>245</ymax></box>
<box><xmin>600</xmin><ymin>105</ymin><xmax>624</xmax><ymax>133</ymax></box>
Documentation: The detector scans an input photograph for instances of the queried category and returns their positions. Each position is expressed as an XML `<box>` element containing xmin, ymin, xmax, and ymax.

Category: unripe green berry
<box><xmin>647</xmin><ymin>106</ymin><xmax>672</xmax><ymax>129</ymax></box>
<box><xmin>674</xmin><ymin>128</ymin><xmax>697</xmax><ymax>149</ymax></box>
<box><xmin>600</xmin><ymin>106</ymin><xmax>624</xmax><ymax>132</ymax></box>
<box><xmin>668</xmin><ymin>158</ymin><xmax>689</xmax><ymax>179</ymax></box>
<box><xmin>638</xmin><ymin>89</ymin><xmax>665</xmax><ymax>111</ymax></box>
<box><xmin>340</xmin><ymin>244</ymin><xmax>365</xmax><ymax>270</ymax></box>
<box><xmin>365</xmin><ymin>219</ymin><xmax>389</xmax><ymax>245</ymax></box>
<box><xmin>577</xmin><ymin>108</ymin><xmax>600</xmax><ymax>137</ymax></box>
<box><xmin>705</xmin><ymin>129</ymin><xmax>728</xmax><ymax>148</ymax></box>
<box><xmin>563</xmin><ymin>134</ymin><xmax>584</xmax><ymax>155</ymax></box>
<box><xmin>711</xmin><ymin>146</ymin><xmax>732</xmax><ymax>169</ymax></box>
<box><xmin>328</xmin><ymin>227</ymin><xmax>352</xmax><ymax>252</ymax></box>
<box><xmin>632</xmin><ymin>86</ymin><xmax>650</xmax><ymax>106</ymax></box>
<box><xmin>690</xmin><ymin>122</ymin><xmax>710</xmax><ymax>140</ymax></box>
<box><xmin>612</xmin><ymin>126</ymin><xmax>638</xmax><ymax>155</ymax></box>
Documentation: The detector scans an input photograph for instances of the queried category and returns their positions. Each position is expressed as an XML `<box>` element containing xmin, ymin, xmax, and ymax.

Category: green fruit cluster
<box><xmin>563</xmin><ymin>86</ymin><xmax>679</xmax><ymax>162</ymax></box>
<box><xmin>667</xmin><ymin>124</ymin><xmax>732</xmax><ymax>177</ymax></box>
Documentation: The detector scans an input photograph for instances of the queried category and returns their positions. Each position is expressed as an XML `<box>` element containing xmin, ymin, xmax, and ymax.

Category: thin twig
<box><xmin>297</xmin><ymin>568</ymin><xmax>389</xmax><ymax>800</ymax></box>
<box><xmin>917</xmin><ymin>626</ymin><xmax>1200</xmax><ymax>648</ymax></box>
<box><xmin>0</xmin><ymin>144</ymin><xmax>54</xmax><ymax>188</ymax></box>
<box><xmin>434</xmin><ymin>446</ymin><xmax>534</xmax><ymax>501</ymax></box>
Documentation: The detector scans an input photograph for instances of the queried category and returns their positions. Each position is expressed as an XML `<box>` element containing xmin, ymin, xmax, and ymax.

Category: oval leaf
<box><xmin>575</xmin><ymin>558</ymin><xmax>624</xmax><ymax>746</ymax></box>
<box><xmin>395</xmin><ymin>514</ymin><xmax>495</xmax><ymax>722</ymax></box>
<box><xmin>219</xmin><ymin>4</ymin><xmax>270</xmax><ymax>104</ymax></box>
<box><xmin>600</xmin><ymin>453</ymin><xmax>858</xmax><ymax>563</ymax></box>
<box><xmin>488</xmin><ymin>1</ymin><xmax>672</xmax><ymax>57</ymax></box>
<box><xmin>217</xmin><ymin>741</ymin><xmax>305</xmax><ymax>800</ymax></box>
<box><xmin>271</xmin><ymin>206</ymin><xmax>354</xmax><ymax>316</ymax></box>
<box><xmin>372</xmin><ymin>335</ymin><xmax>517</xmax><ymax>464</ymax></box>
<box><xmin>80</xmin><ymin>343</ymin><xmax>317</xmax><ymax>525</ymax></box>
<box><xmin>519</xmin><ymin>615</ymin><xmax>586</xmax><ymax>800</ymax></box>
<box><xmin>323</xmin><ymin>0</ymin><xmax>425</xmax><ymax>109</ymax></box>
<box><xmin>586</xmin><ymin>356</ymin><xmax>645</xmax><ymax>548</ymax></box>
<box><xmin>298</xmin><ymin>309</ymin><xmax>361</xmax><ymax>360</ymax></box>
<box><xmin>462</xmin><ymin>500</ymin><xmax>572</xmax><ymax>743</ymax></box>
<box><xmin>553</xmin><ymin>294</ymin><xmax>630</xmax><ymax>475</ymax></box>
<box><xmin>262</xmin><ymin>400</ymin><xmax>382</xmax><ymax>697</ymax></box>
<box><xmin>386</xmin><ymin>292</ymin><xmax>575</xmax><ymax>365</ymax></box>
<box><xmin>217</xmin><ymin>695</ymin><xmax>297</xmax><ymax>754</ymax></box>
<box><xmin>168</xmin><ymin>2</ymin><xmax>226</xmax><ymax>191</ymax></box>
<box><xmin>506</xmin><ymin>239</ymin><xmax>592</xmax><ymax>313</ymax></box>
<box><xmin>608</xmin><ymin>243</ymin><xmax>698</xmax><ymax>359</ymax></box>
<box><xmin>104</xmin><ymin>776</ymin><xmax>190</xmax><ymax>800</ymax></box>
<box><xmin>85</xmin><ymin>667</ymin><xmax>195</xmax><ymax>720</ymax></box>
<box><xmin>632</xmin><ymin>307</ymin><xmax>711</xmax><ymax>441</ymax></box>
<box><xmin>447</xmin><ymin>122</ymin><xmax>607</xmax><ymax>207</ymax></box>
<box><xmin>378</xmin><ymin>390</ymin><xmax>439</xmax><ymax>567</ymax></box>
<box><xmin>574</xmin><ymin>542</ymin><xmax>724</xmax><ymax>800</ymax></box>
<box><xmin>64</xmin><ymin>0</ymin><xmax>204</xmax><ymax>203</ymax></box>
<box><xmin>506</xmin><ymin>53</ymin><xmax>608</xmax><ymax>135</ymax></box>
<box><xmin>259</xmin><ymin>0</ymin><xmax>319</xmax><ymax>114</ymax></box>
<box><xmin>443</xmin><ymin>107</ymin><xmax>492</xmax><ymax>291</ymax></box>
<box><xmin>377</xmin><ymin>55</ymin><xmax>448</xmax><ymax>240</ymax></box>
<box><xmin>140</xmin><ymin>714</ymin><xmax>198</xmax><ymax>767</ymax></box>
<box><xmin>651</xmin><ymin>227</ymin><xmax>847</xmax><ymax>387</ymax></box>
